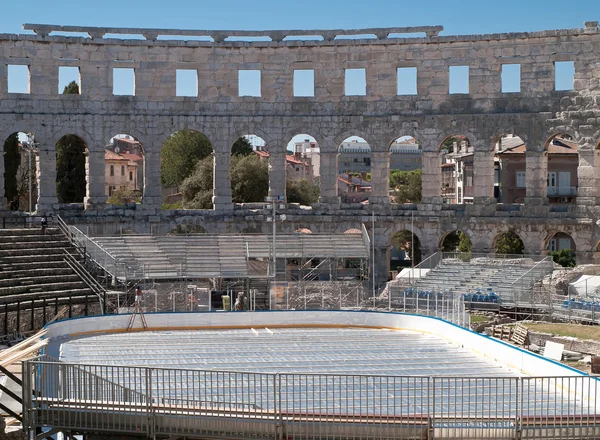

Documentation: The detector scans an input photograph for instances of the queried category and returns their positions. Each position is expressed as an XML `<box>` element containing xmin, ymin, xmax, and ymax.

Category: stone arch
<box><xmin>388</xmin><ymin>227</ymin><xmax>424</xmax><ymax>267</ymax></box>
<box><xmin>543</xmin><ymin>132</ymin><xmax>579</xmax><ymax>205</ymax></box>
<box><xmin>105</xmin><ymin>134</ymin><xmax>145</xmax><ymax>204</ymax></box>
<box><xmin>284</xmin><ymin>127</ymin><xmax>322</xmax><ymax>147</ymax></box>
<box><xmin>439</xmin><ymin>229</ymin><xmax>473</xmax><ymax>252</ymax></box>
<box><xmin>545</xmin><ymin>231</ymin><xmax>576</xmax><ymax>252</ymax></box>
<box><xmin>333</xmin><ymin>129</ymin><xmax>376</xmax><ymax>148</ymax></box>
<box><xmin>55</xmin><ymin>133</ymin><xmax>88</xmax><ymax>204</ymax></box>
<box><xmin>490</xmin><ymin>230</ymin><xmax>525</xmax><ymax>255</ymax></box>
<box><xmin>2</xmin><ymin>131</ymin><xmax>37</xmax><ymax>212</ymax></box>
<box><xmin>229</xmin><ymin>126</ymin><xmax>273</xmax><ymax>151</ymax></box>
<box><xmin>544</xmin><ymin>126</ymin><xmax>580</xmax><ymax>147</ymax></box>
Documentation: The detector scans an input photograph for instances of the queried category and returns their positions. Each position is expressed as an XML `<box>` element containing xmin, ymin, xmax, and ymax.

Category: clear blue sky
<box><xmin>3</xmin><ymin>0</ymin><xmax>598</xmax><ymax>147</ymax></box>
<box><xmin>1</xmin><ymin>0</ymin><xmax>597</xmax><ymax>36</ymax></box>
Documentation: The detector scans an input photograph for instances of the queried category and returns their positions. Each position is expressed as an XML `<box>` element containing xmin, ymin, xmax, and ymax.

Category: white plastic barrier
<box><xmin>45</xmin><ymin>310</ymin><xmax>587</xmax><ymax>379</ymax></box>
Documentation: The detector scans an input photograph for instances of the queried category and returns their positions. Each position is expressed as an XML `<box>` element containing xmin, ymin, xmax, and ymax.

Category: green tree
<box><xmin>391</xmin><ymin>230</ymin><xmax>422</xmax><ymax>264</ymax></box>
<box><xmin>390</xmin><ymin>169</ymin><xmax>422</xmax><ymax>203</ymax></box>
<box><xmin>63</xmin><ymin>80</ymin><xmax>79</xmax><ymax>95</ymax></box>
<box><xmin>457</xmin><ymin>232</ymin><xmax>472</xmax><ymax>253</ymax></box>
<box><xmin>3</xmin><ymin>133</ymin><xmax>20</xmax><ymax>203</ymax></box>
<box><xmin>56</xmin><ymin>82</ymin><xmax>86</xmax><ymax>203</ymax></box>
<box><xmin>495</xmin><ymin>231</ymin><xmax>525</xmax><ymax>255</ymax></box>
<box><xmin>231</xmin><ymin>137</ymin><xmax>254</xmax><ymax>156</ymax></box>
<box><xmin>230</xmin><ymin>154</ymin><xmax>269</xmax><ymax>203</ymax></box>
<box><xmin>286</xmin><ymin>179</ymin><xmax>320</xmax><ymax>206</ymax></box>
<box><xmin>161</xmin><ymin>130</ymin><xmax>213</xmax><ymax>188</ymax></box>
<box><xmin>549</xmin><ymin>249</ymin><xmax>576</xmax><ymax>268</ymax></box>
<box><xmin>180</xmin><ymin>156</ymin><xmax>214</xmax><ymax>209</ymax></box>
<box><xmin>106</xmin><ymin>188</ymin><xmax>141</xmax><ymax>205</ymax></box>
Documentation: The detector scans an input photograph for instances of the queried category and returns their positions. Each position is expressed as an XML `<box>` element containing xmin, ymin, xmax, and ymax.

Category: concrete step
<box><xmin>0</xmin><ymin>288</ymin><xmax>96</xmax><ymax>306</ymax></box>
<box><xmin>0</xmin><ymin>240</ymin><xmax>71</xmax><ymax>250</ymax></box>
<box><xmin>0</xmin><ymin>274</ymin><xmax>81</xmax><ymax>288</ymax></box>
<box><xmin>0</xmin><ymin>267</ymin><xmax>75</xmax><ymax>279</ymax></box>
<box><xmin>0</xmin><ymin>260</ymin><xmax>71</xmax><ymax>271</ymax></box>
<box><xmin>0</xmin><ymin>247</ymin><xmax>69</xmax><ymax>258</ymax></box>
<box><xmin>0</xmin><ymin>234</ymin><xmax>70</xmax><ymax>244</ymax></box>
<box><xmin>0</xmin><ymin>281</ymin><xmax>89</xmax><ymax>296</ymax></box>
<box><xmin>0</xmin><ymin>228</ymin><xmax>61</xmax><ymax>237</ymax></box>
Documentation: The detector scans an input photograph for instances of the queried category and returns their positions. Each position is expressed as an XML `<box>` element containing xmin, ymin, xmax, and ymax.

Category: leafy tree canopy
<box><xmin>63</xmin><ymin>80</ymin><xmax>79</xmax><ymax>95</ymax></box>
<box><xmin>231</xmin><ymin>137</ymin><xmax>254</xmax><ymax>156</ymax></box>
<box><xmin>107</xmin><ymin>188</ymin><xmax>141</xmax><ymax>205</ymax></box>
<box><xmin>56</xmin><ymin>134</ymin><xmax>86</xmax><ymax>203</ymax></box>
<box><xmin>3</xmin><ymin>133</ymin><xmax>20</xmax><ymax>203</ymax></box>
<box><xmin>390</xmin><ymin>169</ymin><xmax>422</xmax><ymax>203</ymax></box>
<box><xmin>457</xmin><ymin>232</ymin><xmax>472</xmax><ymax>253</ymax></box>
<box><xmin>495</xmin><ymin>231</ymin><xmax>525</xmax><ymax>255</ymax></box>
<box><xmin>161</xmin><ymin>130</ymin><xmax>213</xmax><ymax>188</ymax></box>
<box><xmin>286</xmin><ymin>179</ymin><xmax>320</xmax><ymax>206</ymax></box>
<box><xmin>549</xmin><ymin>249</ymin><xmax>576</xmax><ymax>268</ymax></box>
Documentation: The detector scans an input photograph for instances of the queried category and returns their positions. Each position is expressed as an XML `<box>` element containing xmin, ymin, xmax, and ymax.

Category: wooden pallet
<box><xmin>492</xmin><ymin>325</ymin><xmax>512</xmax><ymax>341</ymax></box>
<box><xmin>510</xmin><ymin>324</ymin><xmax>529</xmax><ymax>347</ymax></box>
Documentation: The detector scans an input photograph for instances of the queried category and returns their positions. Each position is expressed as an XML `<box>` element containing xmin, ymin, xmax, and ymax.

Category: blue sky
<box><xmin>2</xmin><ymin>0</ymin><xmax>598</xmax><ymax>147</ymax></box>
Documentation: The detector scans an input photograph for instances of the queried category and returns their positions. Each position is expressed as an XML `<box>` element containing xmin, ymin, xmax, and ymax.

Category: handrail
<box><xmin>510</xmin><ymin>256</ymin><xmax>553</xmax><ymax>291</ymax></box>
<box><xmin>63</xmin><ymin>250</ymin><xmax>106</xmax><ymax>314</ymax></box>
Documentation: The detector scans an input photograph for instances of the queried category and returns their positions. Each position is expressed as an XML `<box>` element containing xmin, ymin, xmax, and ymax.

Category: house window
<box><xmin>110</xmin><ymin>165</ymin><xmax>114</xmax><ymax>177</ymax></box>
<box><xmin>516</xmin><ymin>171</ymin><xmax>526</xmax><ymax>188</ymax></box>
<box><xmin>108</xmin><ymin>185</ymin><xmax>115</xmax><ymax>196</ymax></box>
<box><xmin>121</xmin><ymin>165</ymin><xmax>125</xmax><ymax>176</ymax></box>
<box><xmin>129</xmin><ymin>171</ymin><xmax>133</xmax><ymax>181</ymax></box>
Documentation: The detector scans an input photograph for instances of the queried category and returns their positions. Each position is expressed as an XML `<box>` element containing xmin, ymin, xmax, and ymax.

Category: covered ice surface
<box><xmin>59</xmin><ymin>327</ymin><xmax>516</xmax><ymax>376</ymax></box>
<box><xmin>56</xmin><ymin>328</ymin><xmax>595</xmax><ymax>417</ymax></box>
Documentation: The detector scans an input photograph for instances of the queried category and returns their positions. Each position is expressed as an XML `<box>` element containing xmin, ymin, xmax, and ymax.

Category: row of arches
<box><xmin>0</xmin><ymin>127</ymin><xmax>589</xmax><ymax>210</ymax></box>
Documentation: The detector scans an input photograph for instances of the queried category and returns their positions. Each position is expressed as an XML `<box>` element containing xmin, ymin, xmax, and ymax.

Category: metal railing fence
<box><xmin>23</xmin><ymin>358</ymin><xmax>600</xmax><ymax>440</ymax></box>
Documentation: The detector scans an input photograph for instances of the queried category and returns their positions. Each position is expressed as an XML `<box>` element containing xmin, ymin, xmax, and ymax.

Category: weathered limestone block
<box><xmin>84</xmin><ymin>148</ymin><xmax>106</xmax><ymax>209</ymax></box>
<box><xmin>525</xmin><ymin>151</ymin><xmax>548</xmax><ymax>205</ymax></box>
<box><xmin>268</xmin><ymin>150</ymin><xmax>286</xmax><ymax>201</ymax></box>
<box><xmin>36</xmin><ymin>146</ymin><xmax>58</xmax><ymax>211</ymax></box>
<box><xmin>472</xmin><ymin>150</ymin><xmax>495</xmax><ymax>198</ymax></box>
<box><xmin>369</xmin><ymin>151</ymin><xmax>390</xmax><ymax>205</ymax></box>
<box><xmin>142</xmin><ymin>150</ymin><xmax>162</xmax><ymax>209</ymax></box>
<box><xmin>0</xmin><ymin>64</ymin><xmax>7</xmax><ymax>95</ymax></box>
<box><xmin>318</xmin><ymin>151</ymin><xmax>340</xmax><ymax>206</ymax></box>
<box><xmin>213</xmin><ymin>151</ymin><xmax>232</xmax><ymax>211</ymax></box>
<box><xmin>421</xmin><ymin>151</ymin><xmax>442</xmax><ymax>203</ymax></box>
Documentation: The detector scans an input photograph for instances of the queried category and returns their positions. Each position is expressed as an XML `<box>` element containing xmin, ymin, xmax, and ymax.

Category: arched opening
<box><xmin>231</xmin><ymin>135</ymin><xmax>268</xmax><ymax>204</ymax></box>
<box><xmin>544</xmin><ymin>134</ymin><xmax>578</xmax><ymax>205</ymax></box>
<box><xmin>493</xmin><ymin>134</ymin><xmax>527</xmax><ymax>204</ymax></box>
<box><xmin>338</xmin><ymin>136</ymin><xmax>372</xmax><ymax>204</ymax></box>
<box><xmin>493</xmin><ymin>231</ymin><xmax>525</xmax><ymax>255</ymax></box>
<box><xmin>105</xmin><ymin>134</ymin><xmax>145</xmax><ymax>205</ymax></box>
<box><xmin>3</xmin><ymin>132</ymin><xmax>37</xmax><ymax>212</ymax></box>
<box><xmin>286</xmin><ymin>134</ymin><xmax>320</xmax><ymax>206</ymax></box>
<box><xmin>56</xmin><ymin>134</ymin><xmax>87</xmax><ymax>204</ymax></box>
<box><xmin>547</xmin><ymin>232</ymin><xmax>576</xmax><ymax>267</ymax></box>
<box><xmin>440</xmin><ymin>230</ymin><xmax>472</xmax><ymax>253</ymax></box>
<box><xmin>160</xmin><ymin>129</ymin><xmax>214</xmax><ymax>210</ymax></box>
<box><xmin>440</xmin><ymin>135</ymin><xmax>472</xmax><ymax>204</ymax></box>
<box><xmin>388</xmin><ymin>136</ymin><xmax>422</xmax><ymax>204</ymax></box>
<box><xmin>390</xmin><ymin>230</ymin><xmax>422</xmax><ymax>270</ymax></box>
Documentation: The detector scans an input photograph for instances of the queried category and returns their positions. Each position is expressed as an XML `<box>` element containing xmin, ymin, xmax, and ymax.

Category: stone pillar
<box><xmin>80</xmin><ymin>63</ymin><xmax>111</xmax><ymax>97</ymax></box>
<box><xmin>29</xmin><ymin>63</ymin><xmax>57</xmax><ymax>95</ymax></box>
<box><xmin>593</xmin><ymin>149</ymin><xmax>600</xmax><ymax>206</ymax></box>
<box><xmin>142</xmin><ymin>150</ymin><xmax>162</xmax><ymax>210</ymax></box>
<box><xmin>268</xmin><ymin>150</ymin><xmax>287</xmax><ymax>201</ymax></box>
<box><xmin>318</xmin><ymin>151</ymin><xmax>340</xmax><ymax>206</ymax></box>
<box><xmin>369</xmin><ymin>151</ymin><xmax>390</xmax><ymax>205</ymax></box>
<box><xmin>36</xmin><ymin>144</ymin><xmax>58</xmax><ymax>212</ymax></box>
<box><xmin>524</xmin><ymin>151</ymin><xmax>548</xmax><ymax>205</ymax></box>
<box><xmin>213</xmin><ymin>151</ymin><xmax>232</xmax><ymax>211</ymax></box>
<box><xmin>472</xmin><ymin>150</ymin><xmax>496</xmax><ymax>211</ymax></box>
<box><xmin>0</xmin><ymin>64</ymin><xmax>7</xmax><ymax>95</ymax></box>
<box><xmin>576</xmin><ymin>148</ymin><xmax>595</xmax><ymax>207</ymax></box>
<box><xmin>421</xmin><ymin>151</ymin><xmax>442</xmax><ymax>204</ymax></box>
<box><xmin>0</xmin><ymin>146</ymin><xmax>6</xmax><ymax>209</ymax></box>
<box><xmin>84</xmin><ymin>148</ymin><xmax>106</xmax><ymax>210</ymax></box>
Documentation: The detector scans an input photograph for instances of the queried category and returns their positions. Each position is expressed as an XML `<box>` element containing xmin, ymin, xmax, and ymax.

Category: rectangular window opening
<box><xmin>449</xmin><ymin>65</ymin><xmax>469</xmax><ymax>94</ymax></box>
<box><xmin>555</xmin><ymin>61</ymin><xmax>575</xmax><ymax>91</ymax></box>
<box><xmin>112</xmin><ymin>67</ymin><xmax>135</xmax><ymax>96</ymax></box>
<box><xmin>345</xmin><ymin>68</ymin><xmax>366</xmax><ymax>96</ymax></box>
<box><xmin>7</xmin><ymin>65</ymin><xmax>30</xmax><ymax>94</ymax></box>
<box><xmin>176</xmin><ymin>69</ymin><xmax>198</xmax><ymax>97</ymax></box>
<box><xmin>516</xmin><ymin>171</ymin><xmax>526</xmax><ymax>188</ymax></box>
<box><xmin>110</xmin><ymin>165</ymin><xmax>114</xmax><ymax>177</ymax></box>
<box><xmin>397</xmin><ymin>67</ymin><xmax>417</xmax><ymax>95</ymax></box>
<box><xmin>293</xmin><ymin>69</ymin><xmax>315</xmax><ymax>97</ymax></box>
<box><xmin>501</xmin><ymin>64</ymin><xmax>520</xmax><ymax>93</ymax></box>
<box><xmin>121</xmin><ymin>165</ymin><xmax>125</xmax><ymax>176</ymax></box>
<box><xmin>238</xmin><ymin>70</ymin><xmax>261</xmax><ymax>97</ymax></box>
<box><xmin>58</xmin><ymin>66</ymin><xmax>81</xmax><ymax>94</ymax></box>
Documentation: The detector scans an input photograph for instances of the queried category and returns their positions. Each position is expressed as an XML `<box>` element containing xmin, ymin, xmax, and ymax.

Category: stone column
<box><xmin>421</xmin><ymin>151</ymin><xmax>442</xmax><ymax>204</ymax></box>
<box><xmin>142</xmin><ymin>150</ymin><xmax>162</xmax><ymax>210</ymax></box>
<box><xmin>80</xmin><ymin>63</ymin><xmax>111</xmax><ymax>97</ymax></box>
<box><xmin>84</xmin><ymin>148</ymin><xmax>106</xmax><ymax>210</ymax></box>
<box><xmin>576</xmin><ymin>148</ymin><xmax>595</xmax><ymax>207</ymax></box>
<box><xmin>472</xmin><ymin>151</ymin><xmax>495</xmax><ymax>200</ymax></box>
<box><xmin>268</xmin><ymin>150</ymin><xmax>287</xmax><ymax>201</ymax></box>
<box><xmin>524</xmin><ymin>151</ymin><xmax>548</xmax><ymax>205</ymax></box>
<box><xmin>213</xmin><ymin>151</ymin><xmax>233</xmax><ymax>211</ymax></box>
<box><xmin>0</xmin><ymin>64</ymin><xmax>7</xmax><ymax>95</ymax></box>
<box><xmin>593</xmin><ymin>149</ymin><xmax>600</xmax><ymax>206</ymax></box>
<box><xmin>36</xmin><ymin>143</ymin><xmax>58</xmax><ymax>212</ymax></box>
<box><xmin>318</xmin><ymin>151</ymin><xmax>340</xmax><ymax>206</ymax></box>
<box><xmin>0</xmin><ymin>146</ymin><xmax>6</xmax><ymax>209</ymax></box>
<box><xmin>369</xmin><ymin>151</ymin><xmax>390</xmax><ymax>205</ymax></box>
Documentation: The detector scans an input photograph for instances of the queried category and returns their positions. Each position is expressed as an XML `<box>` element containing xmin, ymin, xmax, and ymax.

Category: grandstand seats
<box><xmin>0</xmin><ymin>227</ymin><xmax>97</xmax><ymax>337</ymax></box>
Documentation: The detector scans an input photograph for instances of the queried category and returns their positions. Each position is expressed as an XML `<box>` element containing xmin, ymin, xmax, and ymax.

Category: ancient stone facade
<box><xmin>1</xmin><ymin>22</ymin><xmax>600</xmax><ymax>279</ymax></box>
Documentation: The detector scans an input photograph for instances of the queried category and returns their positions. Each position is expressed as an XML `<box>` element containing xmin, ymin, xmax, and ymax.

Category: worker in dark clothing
<box><xmin>40</xmin><ymin>216</ymin><xmax>47</xmax><ymax>235</ymax></box>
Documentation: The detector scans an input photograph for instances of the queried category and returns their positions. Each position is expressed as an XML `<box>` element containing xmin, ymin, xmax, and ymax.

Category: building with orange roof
<box><xmin>104</xmin><ymin>150</ymin><xmax>139</xmax><ymax>198</ymax></box>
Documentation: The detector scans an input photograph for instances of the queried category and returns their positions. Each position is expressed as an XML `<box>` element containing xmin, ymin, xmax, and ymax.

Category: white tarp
<box><xmin>569</xmin><ymin>275</ymin><xmax>600</xmax><ymax>297</ymax></box>
<box><xmin>396</xmin><ymin>268</ymin><xmax>430</xmax><ymax>280</ymax></box>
